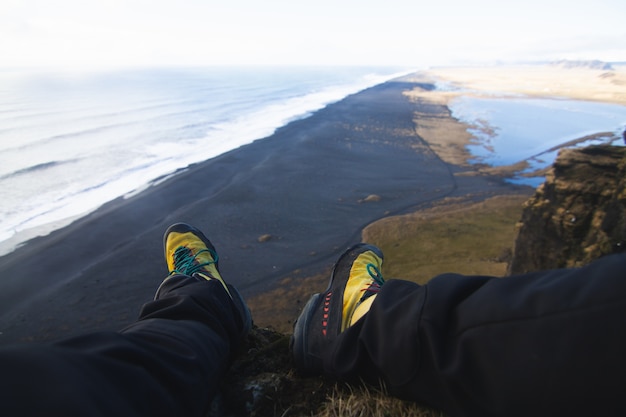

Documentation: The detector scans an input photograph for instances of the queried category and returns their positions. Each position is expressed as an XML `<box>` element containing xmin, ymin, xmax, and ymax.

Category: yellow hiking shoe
<box><xmin>161</xmin><ymin>223</ymin><xmax>252</xmax><ymax>336</ymax></box>
<box><xmin>164</xmin><ymin>223</ymin><xmax>228</xmax><ymax>293</ymax></box>
<box><xmin>291</xmin><ymin>243</ymin><xmax>385</xmax><ymax>374</ymax></box>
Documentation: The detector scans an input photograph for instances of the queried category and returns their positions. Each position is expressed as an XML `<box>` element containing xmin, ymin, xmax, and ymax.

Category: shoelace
<box><xmin>171</xmin><ymin>246</ymin><xmax>218</xmax><ymax>276</ymax></box>
<box><xmin>360</xmin><ymin>262</ymin><xmax>385</xmax><ymax>302</ymax></box>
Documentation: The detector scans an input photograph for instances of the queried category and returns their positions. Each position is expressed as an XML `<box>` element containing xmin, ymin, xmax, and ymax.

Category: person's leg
<box><xmin>293</xmin><ymin>248</ymin><xmax>626</xmax><ymax>417</ymax></box>
<box><xmin>0</xmin><ymin>223</ymin><xmax>251</xmax><ymax>417</ymax></box>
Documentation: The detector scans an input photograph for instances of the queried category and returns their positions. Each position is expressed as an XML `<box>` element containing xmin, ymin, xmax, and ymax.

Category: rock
<box><xmin>509</xmin><ymin>145</ymin><xmax>626</xmax><ymax>274</ymax></box>
<box><xmin>359</xmin><ymin>194</ymin><xmax>381</xmax><ymax>203</ymax></box>
<box><xmin>257</xmin><ymin>234</ymin><xmax>272</xmax><ymax>243</ymax></box>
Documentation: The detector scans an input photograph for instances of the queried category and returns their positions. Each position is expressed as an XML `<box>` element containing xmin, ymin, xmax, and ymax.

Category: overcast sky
<box><xmin>1</xmin><ymin>0</ymin><xmax>624</xmax><ymax>70</ymax></box>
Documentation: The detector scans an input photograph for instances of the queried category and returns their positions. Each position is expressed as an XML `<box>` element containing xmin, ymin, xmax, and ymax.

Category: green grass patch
<box><xmin>362</xmin><ymin>194</ymin><xmax>530</xmax><ymax>284</ymax></box>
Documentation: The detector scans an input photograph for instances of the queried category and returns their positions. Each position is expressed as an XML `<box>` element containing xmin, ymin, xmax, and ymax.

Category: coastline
<box><xmin>3</xmin><ymin>63</ymin><xmax>621</xmax><ymax>344</ymax></box>
<box><xmin>404</xmin><ymin>66</ymin><xmax>626</xmax><ymax>181</ymax></box>
<box><xmin>0</xmin><ymin>67</ymin><xmax>411</xmax><ymax>258</ymax></box>
<box><xmin>0</xmin><ymin>75</ymin><xmax>521</xmax><ymax>344</ymax></box>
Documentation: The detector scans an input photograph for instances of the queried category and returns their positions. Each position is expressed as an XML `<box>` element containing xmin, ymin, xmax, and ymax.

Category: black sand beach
<box><xmin>0</xmin><ymin>76</ymin><xmax>520</xmax><ymax>345</ymax></box>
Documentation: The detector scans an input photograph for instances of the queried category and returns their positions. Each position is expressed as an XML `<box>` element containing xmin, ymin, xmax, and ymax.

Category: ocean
<box><xmin>0</xmin><ymin>66</ymin><xmax>411</xmax><ymax>255</ymax></box>
<box><xmin>2</xmin><ymin>67</ymin><xmax>625</xmax><ymax>256</ymax></box>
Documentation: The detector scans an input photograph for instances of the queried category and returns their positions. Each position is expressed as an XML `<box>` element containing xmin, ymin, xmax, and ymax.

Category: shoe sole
<box><xmin>291</xmin><ymin>292</ymin><xmax>322</xmax><ymax>373</ymax></box>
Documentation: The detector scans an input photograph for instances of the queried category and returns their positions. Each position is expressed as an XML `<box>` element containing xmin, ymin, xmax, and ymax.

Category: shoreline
<box><xmin>404</xmin><ymin>66</ymin><xmax>626</xmax><ymax>181</ymax></box>
<box><xmin>0</xmin><ymin>75</ymin><xmax>522</xmax><ymax>345</ymax></box>
<box><xmin>3</xmin><ymin>63</ymin><xmax>622</xmax><ymax>345</ymax></box>
<box><xmin>3</xmin><ymin>65</ymin><xmax>623</xmax><ymax>258</ymax></box>
<box><xmin>0</xmin><ymin>68</ymin><xmax>412</xmax><ymax>258</ymax></box>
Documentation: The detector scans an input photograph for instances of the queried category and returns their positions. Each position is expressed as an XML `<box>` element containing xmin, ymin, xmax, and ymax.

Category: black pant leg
<box><xmin>326</xmin><ymin>254</ymin><xmax>626</xmax><ymax>417</ymax></box>
<box><xmin>0</xmin><ymin>276</ymin><xmax>244</xmax><ymax>417</ymax></box>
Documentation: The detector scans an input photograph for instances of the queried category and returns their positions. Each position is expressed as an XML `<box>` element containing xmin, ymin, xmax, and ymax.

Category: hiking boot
<box><xmin>164</xmin><ymin>222</ymin><xmax>225</xmax><ymax>287</ymax></box>
<box><xmin>291</xmin><ymin>243</ymin><xmax>385</xmax><ymax>374</ymax></box>
<box><xmin>161</xmin><ymin>222</ymin><xmax>251</xmax><ymax>336</ymax></box>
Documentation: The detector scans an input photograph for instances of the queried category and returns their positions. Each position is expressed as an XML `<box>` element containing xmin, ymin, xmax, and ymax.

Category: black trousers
<box><xmin>327</xmin><ymin>253</ymin><xmax>626</xmax><ymax>417</ymax></box>
<box><xmin>1</xmin><ymin>255</ymin><xmax>625</xmax><ymax>417</ymax></box>
<box><xmin>0</xmin><ymin>275</ymin><xmax>245</xmax><ymax>417</ymax></box>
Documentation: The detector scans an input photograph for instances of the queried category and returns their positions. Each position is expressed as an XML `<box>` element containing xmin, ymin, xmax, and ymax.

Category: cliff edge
<box><xmin>509</xmin><ymin>145</ymin><xmax>626</xmax><ymax>274</ymax></box>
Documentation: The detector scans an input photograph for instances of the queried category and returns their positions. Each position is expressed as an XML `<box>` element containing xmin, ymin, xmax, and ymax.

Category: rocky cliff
<box><xmin>509</xmin><ymin>145</ymin><xmax>626</xmax><ymax>274</ymax></box>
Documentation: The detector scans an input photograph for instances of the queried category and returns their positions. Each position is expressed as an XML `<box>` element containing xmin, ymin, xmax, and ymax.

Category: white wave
<box><xmin>0</xmin><ymin>67</ymin><xmax>414</xmax><ymax>254</ymax></box>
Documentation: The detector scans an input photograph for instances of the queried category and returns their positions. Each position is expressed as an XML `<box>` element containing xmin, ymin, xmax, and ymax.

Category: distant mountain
<box><xmin>551</xmin><ymin>59</ymin><xmax>614</xmax><ymax>70</ymax></box>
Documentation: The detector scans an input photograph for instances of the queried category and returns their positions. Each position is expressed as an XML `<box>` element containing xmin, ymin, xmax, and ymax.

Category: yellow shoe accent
<box><xmin>350</xmin><ymin>294</ymin><xmax>377</xmax><ymax>327</ymax></box>
<box><xmin>341</xmin><ymin>249</ymin><xmax>384</xmax><ymax>331</ymax></box>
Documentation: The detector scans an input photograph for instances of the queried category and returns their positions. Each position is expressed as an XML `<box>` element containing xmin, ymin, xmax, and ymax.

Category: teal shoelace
<box><xmin>360</xmin><ymin>262</ymin><xmax>385</xmax><ymax>301</ymax></box>
<box><xmin>171</xmin><ymin>246</ymin><xmax>218</xmax><ymax>276</ymax></box>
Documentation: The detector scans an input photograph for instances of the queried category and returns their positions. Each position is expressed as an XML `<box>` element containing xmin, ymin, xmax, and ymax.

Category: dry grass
<box><xmin>316</xmin><ymin>384</ymin><xmax>443</xmax><ymax>417</ymax></box>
